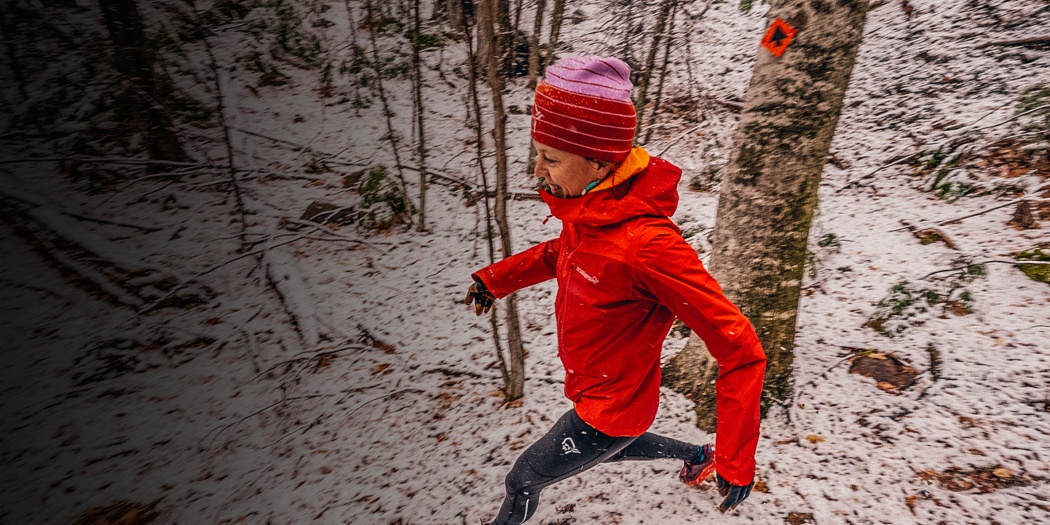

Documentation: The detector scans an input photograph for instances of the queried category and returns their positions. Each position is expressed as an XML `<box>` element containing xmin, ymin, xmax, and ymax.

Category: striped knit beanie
<box><xmin>532</xmin><ymin>55</ymin><xmax>636</xmax><ymax>163</ymax></box>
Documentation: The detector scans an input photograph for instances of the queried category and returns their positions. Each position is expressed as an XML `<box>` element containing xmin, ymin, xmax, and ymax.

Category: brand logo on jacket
<box><xmin>575</xmin><ymin>266</ymin><xmax>599</xmax><ymax>284</ymax></box>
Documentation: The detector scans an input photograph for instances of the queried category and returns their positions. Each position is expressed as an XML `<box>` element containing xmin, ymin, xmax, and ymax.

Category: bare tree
<box><xmin>526</xmin><ymin>0</ymin><xmax>546</xmax><ymax>89</ymax></box>
<box><xmin>634</xmin><ymin>0</ymin><xmax>675</xmax><ymax>138</ymax></box>
<box><xmin>410</xmin><ymin>0</ymin><xmax>428</xmax><ymax>232</ymax></box>
<box><xmin>644</xmin><ymin>0</ymin><xmax>679</xmax><ymax>144</ymax></box>
<box><xmin>99</xmin><ymin>0</ymin><xmax>186</xmax><ymax>164</ymax></box>
<box><xmin>480</xmin><ymin>0</ymin><xmax>525</xmax><ymax>400</ymax></box>
<box><xmin>362</xmin><ymin>0</ymin><xmax>411</xmax><ymax>197</ymax></box>
<box><xmin>663</xmin><ymin>0</ymin><xmax>870</xmax><ymax>430</ymax></box>
<box><xmin>543</xmin><ymin>0</ymin><xmax>565</xmax><ymax>71</ymax></box>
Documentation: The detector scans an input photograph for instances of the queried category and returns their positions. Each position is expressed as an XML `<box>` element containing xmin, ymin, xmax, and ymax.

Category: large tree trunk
<box><xmin>480</xmin><ymin>0</ymin><xmax>525</xmax><ymax>400</ymax></box>
<box><xmin>663</xmin><ymin>0</ymin><xmax>869</xmax><ymax>431</ymax></box>
<box><xmin>99</xmin><ymin>0</ymin><xmax>186</xmax><ymax>163</ymax></box>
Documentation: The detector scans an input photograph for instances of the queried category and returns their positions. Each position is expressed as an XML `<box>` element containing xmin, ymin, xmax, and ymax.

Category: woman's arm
<box><xmin>471</xmin><ymin>237</ymin><xmax>561</xmax><ymax>298</ymax></box>
<box><xmin>633</xmin><ymin>229</ymin><xmax>766</xmax><ymax>487</ymax></box>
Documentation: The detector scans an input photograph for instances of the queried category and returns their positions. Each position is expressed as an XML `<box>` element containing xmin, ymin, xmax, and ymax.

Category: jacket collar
<box><xmin>540</xmin><ymin>148</ymin><xmax>682</xmax><ymax>226</ymax></box>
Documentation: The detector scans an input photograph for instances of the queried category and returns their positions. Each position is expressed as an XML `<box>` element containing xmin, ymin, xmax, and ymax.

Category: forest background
<box><xmin>2</xmin><ymin>0</ymin><xmax>1049</xmax><ymax>524</ymax></box>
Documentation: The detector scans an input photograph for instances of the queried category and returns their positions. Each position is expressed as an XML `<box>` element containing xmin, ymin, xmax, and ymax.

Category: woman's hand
<box><xmin>716</xmin><ymin>473</ymin><xmax>754</xmax><ymax>513</ymax></box>
<box><xmin>463</xmin><ymin>279</ymin><xmax>495</xmax><ymax>316</ymax></box>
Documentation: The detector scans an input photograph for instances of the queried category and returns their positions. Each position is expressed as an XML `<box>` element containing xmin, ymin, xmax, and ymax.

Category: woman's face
<box><xmin>533</xmin><ymin>140</ymin><xmax>607</xmax><ymax>198</ymax></box>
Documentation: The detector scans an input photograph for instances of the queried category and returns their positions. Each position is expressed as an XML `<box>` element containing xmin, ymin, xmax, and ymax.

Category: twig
<box><xmin>922</xmin><ymin>259</ymin><xmax>1050</xmax><ymax>279</ymax></box>
<box><xmin>138</xmin><ymin>232</ymin><xmax>312</xmax><ymax>313</ymax></box>
<box><xmin>59</xmin><ymin>210</ymin><xmax>164</xmax><ymax>233</ymax></box>
<box><xmin>283</xmin><ymin>218</ymin><xmax>391</xmax><ymax>250</ymax></box>
<box><xmin>656</xmin><ymin>123</ymin><xmax>705</xmax><ymax>157</ymax></box>
<box><xmin>201</xmin><ymin>393</ymin><xmax>333</xmax><ymax>450</ymax></box>
<box><xmin>977</xmin><ymin>37</ymin><xmax>1050</xmax><ymax>49</ymax></box>
<box><xmin>245</xmin><ymin>343</ymin><xmax>369</xmax><ymax>384</ymax></box>
<box><xmin>939</xmin><ymin>197</ymin><xmax>1048</xmax><ymax>226</ymax></box>
<box><xmin>0</xmin><ymin>156</ymin><xmax>204</xmax><ymax>167</ymax></box>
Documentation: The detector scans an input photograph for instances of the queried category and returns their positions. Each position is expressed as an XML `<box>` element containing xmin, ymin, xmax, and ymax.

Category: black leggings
<box><xmin>490</xmin><ymin>408</ymin><xmax>699</xmax><ymax>524</ymax></box>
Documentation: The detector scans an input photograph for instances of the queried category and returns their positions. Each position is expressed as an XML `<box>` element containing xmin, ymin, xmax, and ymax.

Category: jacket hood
<box><xmin>540</xmin><ymin>156</ymin><xmax>682</xmax><ymax>226</ymax></box>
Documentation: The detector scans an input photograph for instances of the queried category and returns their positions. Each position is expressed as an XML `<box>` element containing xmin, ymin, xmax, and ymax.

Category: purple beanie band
<box><xmin>542</xmin><ymin>55</ymin><xmax>633</xmax><ymax>103</ymax></box>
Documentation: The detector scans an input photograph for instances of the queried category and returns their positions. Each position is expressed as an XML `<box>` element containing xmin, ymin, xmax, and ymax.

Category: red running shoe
<box><xmin>679</xmin><ymin>444</ymin><xmax>716</xmax><ymax>486</ymax></box>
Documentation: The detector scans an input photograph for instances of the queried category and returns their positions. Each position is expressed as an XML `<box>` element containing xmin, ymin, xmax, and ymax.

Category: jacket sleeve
<box><xmin>471</xmin><ymin>238</ymin><xmax>560</xmax><ymax>298</ymax></box>
<box><xmin>633</xmin><ymin>229</ymin><xmax>766</xmax><ymax>486</ymax></box>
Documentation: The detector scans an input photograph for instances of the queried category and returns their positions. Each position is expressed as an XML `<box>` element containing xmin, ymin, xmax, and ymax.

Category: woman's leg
<box><xmin>603</xmin><ymin>432</ymin><xmax>700</xmax><ymax>462</ymax></box>
<box><xmin>489</xmin><ymin>408</ymin><xmax>636</xmax><ymax>525</ymax></box>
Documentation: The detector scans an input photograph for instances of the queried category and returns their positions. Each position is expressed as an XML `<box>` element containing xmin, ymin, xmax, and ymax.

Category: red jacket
<box><xmin>472</xmin><ymin>155</ymin><xmax>766</xmax><ymax>485</ymax></box>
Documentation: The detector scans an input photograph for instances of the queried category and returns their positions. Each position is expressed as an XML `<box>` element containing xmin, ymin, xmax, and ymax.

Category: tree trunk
<box><xmin>663</xmin><ymin>0</ymin><xmax>870</xmax><ymax>431</ymax></box>
<box><xmin>543</xmin><ymin>0</ymin><xmax>564</xmax><ymax>71</ymax></box>
<box><xmin>99</xmin><ymin>0</ymin><xmax>186</xmax><ymax>163</ymax></box>
<box><xmin>526</xmin><ymin>0</ymin><xmax>546</xmax><ymax>89</ymax></box>
<box><xmin>410</xmin><ymin>0</ymin><xmax>427</xmax><ymax>232</ymax></box>
<box><xmin>634</xmin><ymin>0</ymin><xmax>674</xmax><ymax>138</ymax></box>
<box><xmin>480</xmin><ymin>0</ymin><xmax>525</xmax><ymax>400</ymax></box>
<box><xmin>644</xmin><ymin>1</ymin><xmax>678</xmax><ymax>144</ymax></box>
<box><xmin>363</xmin><ymin>0</ymin><xmax>412</xmax><ymax>201</ymax></box>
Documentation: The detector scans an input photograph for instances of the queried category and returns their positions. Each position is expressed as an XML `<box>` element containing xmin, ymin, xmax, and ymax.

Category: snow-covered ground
<box><xmin>3</xmin><ymin>0</ymin><xmax>1049</xmax><ymax>524</ymax></box>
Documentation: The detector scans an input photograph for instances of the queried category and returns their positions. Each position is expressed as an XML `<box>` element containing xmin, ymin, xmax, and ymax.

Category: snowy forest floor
<box><xmin>3</xmin><ymin>0</ymin><xmax>1050</xmax><ymax>524</ymax></box>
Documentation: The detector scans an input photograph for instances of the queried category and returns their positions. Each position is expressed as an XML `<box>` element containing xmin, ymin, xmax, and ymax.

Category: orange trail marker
<box><xmin>761</xmin><ymin>18</ymin><xmax>797</xmax><ymax>58</ymax></box>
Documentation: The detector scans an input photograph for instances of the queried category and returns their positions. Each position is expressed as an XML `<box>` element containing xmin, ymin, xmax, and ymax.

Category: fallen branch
<box><xmin>0</xmin><ymin>194</ymin><xmax>207</xmax><ymax>309</ymax></box>
<box><xmin>922</xmin><ymin>259</ymin><xmax>1050</xmax><ymax>279</ymax></box>
<box><xmin>940</xmin><ymin>197</ymin><xmax>1050</xmax><ymax>226</ymax></box>
<box><xmin>0</xmin><ymin>156</ymin><xmax>205</xmax><ymax>167</ymax></box>
<box><xmin>977</xmin><ymin>37</ymin><xmax>1050</xmax><ymax>49</ymax></box>
<box><xmin>201</xmin><ymin>393</ymin><xmax>333</xmax><ymax>450</ymax></box>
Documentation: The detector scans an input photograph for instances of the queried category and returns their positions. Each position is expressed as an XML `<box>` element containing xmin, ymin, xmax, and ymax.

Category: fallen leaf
<box><xmin>785</xmin><ymin>512</ymin><xmax>815</xmax><ymax>524</ymax></box>
<box><xmin>806</xmin><ymin>435</ymin><xmax>825</xmax><ymax>444</ymax></box>
<box><xmin>992</xmin><ymin>468</ymin><xmax>1013</xmax><ymax>479</ymax></box>
<box><xmin>905</xmin><ymin>495</ymin><xmax>919</xmax><ymax>513</ymax></box>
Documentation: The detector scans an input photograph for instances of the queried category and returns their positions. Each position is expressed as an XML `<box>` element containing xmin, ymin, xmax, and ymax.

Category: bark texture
<box><xmin>663</xmin><ymin>0</ymin><xmax>869</xmax><ymax>431</ymax></box>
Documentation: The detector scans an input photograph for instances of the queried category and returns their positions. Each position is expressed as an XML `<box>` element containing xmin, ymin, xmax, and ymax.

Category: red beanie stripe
<box><xmin>532</xmin><ymin>111</ymin><xmax>635</xmax><ymax>143</ymax></box>
<box><xmin>531</xmin><ymin>130</ymin><xmax>633</xmax><ymax>160</ymax></box>
<box><xmin>531</xmin><ymin>56</ymin><xmax>637</xmax><ymax>163</ymax></box>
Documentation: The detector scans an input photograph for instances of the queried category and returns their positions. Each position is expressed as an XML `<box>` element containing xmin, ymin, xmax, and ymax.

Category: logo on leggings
<box><xmin>561</xmin><ymin>437</ymin><xmax>581</xmax><ymax>455</ymax></box>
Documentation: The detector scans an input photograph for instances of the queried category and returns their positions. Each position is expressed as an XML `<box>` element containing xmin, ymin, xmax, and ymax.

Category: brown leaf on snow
<box><xmin>805</xmin><ymin>435</ymin><xmax>825</xmax><ymax>444</ymax></box>
<box><xmin>785</xmin><ymin>512</ymin><xmax>815</xmax><ymax>524</ymax></box>
<box><xmin>849</xmin><ymin>352</ymin><xmax>918</xmax><ymax>391</ymax></box>
<box><xmin>877</xmin><ymin>381</ymin><xmax>897</xmax><ymax>392</ymax></box>
<box><xmin>918</xmin><ymin>466</ymin><xmax>1037</xmax><ymax>493</ymax></box>
<box><xmin>73</xmin><ymin>502</ymin><xmax>159</xmax><ymax>525</ymax></box>
<box><xmin>904</xmin><ymin>495</ymin><xmax>919</xmax><ymax>513</ymax></box>
<box><xmin>312</xmin><ymin>353</ymin><xmax>333</xmax><ymax>372</ymax></box>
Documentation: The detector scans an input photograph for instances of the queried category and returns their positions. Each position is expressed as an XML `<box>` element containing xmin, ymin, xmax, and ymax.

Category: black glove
<box><xmin>463</xmin><ymin>278</ymin><xmax>495</xmax><ymax>316</ymax></box>
<box><xmin>716</xmin><ymin>473</ymin><xmax>754</xmax><ymax>513</ymax></box>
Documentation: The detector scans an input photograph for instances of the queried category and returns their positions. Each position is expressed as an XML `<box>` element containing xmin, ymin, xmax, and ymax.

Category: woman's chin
<box><xmin>549</xmin><ymin>185</ymin><xmax>568</xmax><ymax>198</ymax></box>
